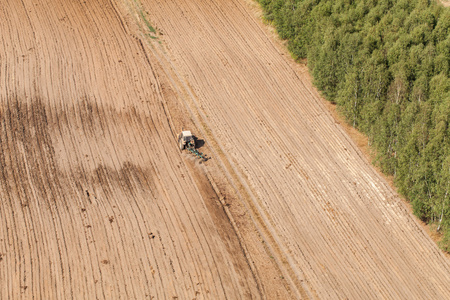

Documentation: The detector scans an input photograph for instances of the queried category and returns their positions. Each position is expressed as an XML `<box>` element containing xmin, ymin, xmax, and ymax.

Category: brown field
<box><xmin>1</xmin><ymin>0</ymin><xmax>450</xmax><ymax>299</ymax></box>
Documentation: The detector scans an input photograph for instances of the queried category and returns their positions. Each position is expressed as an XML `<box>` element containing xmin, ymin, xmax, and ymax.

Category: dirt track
<box><xmin>1</xmin><ymin>0</ymin><xmax>450</xmax><ymax>299</ymax></box>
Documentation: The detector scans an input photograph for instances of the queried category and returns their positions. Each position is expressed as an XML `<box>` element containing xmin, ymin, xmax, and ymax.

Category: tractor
<box><xmin>177</xmin><ymin>130</ymin><xmax>207</xmax><ymax>161</ymax></box>
<box><xmin>177</xmin><ymin>130</ymin><xmax>195</xmax><ymax>150</ymax></box>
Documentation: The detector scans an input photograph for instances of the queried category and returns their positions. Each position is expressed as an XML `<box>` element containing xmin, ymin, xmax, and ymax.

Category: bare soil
<box><xmin>1</xmin><ymin>0</ymin><xmax>450</xmax><ymax>299</ymax></box>
<box><xmin>439</xmin><ymin>0</ymin><xmax>450</xmax><ymax>7</ymax></box>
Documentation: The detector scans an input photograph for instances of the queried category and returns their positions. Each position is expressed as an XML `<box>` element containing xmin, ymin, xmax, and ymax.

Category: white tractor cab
<box><xmin>177</xmin><ymin>130</ymin><xmax>195</xmax><ymax>150</ymax></box>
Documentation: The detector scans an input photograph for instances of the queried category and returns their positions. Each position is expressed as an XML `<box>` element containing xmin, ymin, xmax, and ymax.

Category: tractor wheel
<box><xmin>177</xmin><ymin>134</ymin><xmax>184</xmax><ymax>150</ymax></box>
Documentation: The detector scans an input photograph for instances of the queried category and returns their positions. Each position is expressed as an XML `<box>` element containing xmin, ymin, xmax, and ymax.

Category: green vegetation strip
<box><xmin>136</xmin><ymin>5</ymin><xmax>157</xmax><ymax>40</ymax></box>
<box><xmin>140</xmin><ymin>10</ymin><xmax>156</xmax><ymax>34</ymax></box>
<box><xmin>258</xmin><ymin>0</ymin><xmax>450</xmax><ymax>250</ymax></box>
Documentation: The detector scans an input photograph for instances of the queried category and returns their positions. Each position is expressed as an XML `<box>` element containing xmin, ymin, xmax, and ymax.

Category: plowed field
<box><xmin>1</xmin><ymin>0</ymin><xmax>450</xmax><ymax>299</ymax></box>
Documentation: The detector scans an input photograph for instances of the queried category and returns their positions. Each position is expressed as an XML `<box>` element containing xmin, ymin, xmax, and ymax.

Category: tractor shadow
<box><xmin>193</xmin><ymin>136</ymin><xmax>205</xmax><ymax>149</ymax></box>
<box><xmin>193</xmin><ymin>136</ymin><xmax>208</xmax><ymax>162</ymax></box>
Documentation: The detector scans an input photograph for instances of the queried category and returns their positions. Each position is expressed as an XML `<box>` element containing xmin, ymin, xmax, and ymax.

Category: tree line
<box><xmin>257</xmin><ymin>0</ymin><xmax>450</xmax><ymax>250</ymax></box>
